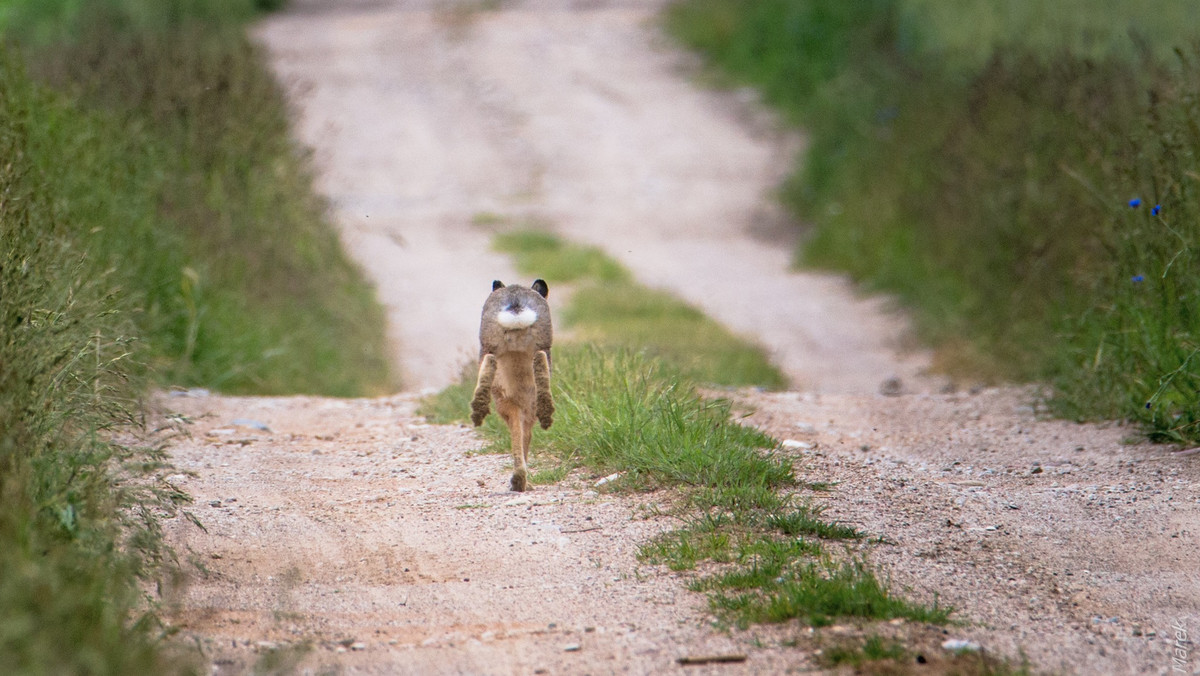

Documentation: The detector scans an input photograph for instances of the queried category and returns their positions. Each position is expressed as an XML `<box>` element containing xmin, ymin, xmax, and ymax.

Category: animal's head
<box><xmin>485</xmin><ymin>279</ymin><xmax>549</xmax><ymax>330</ymax></box>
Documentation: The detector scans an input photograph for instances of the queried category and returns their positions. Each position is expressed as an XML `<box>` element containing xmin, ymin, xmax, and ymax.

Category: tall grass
<box><xmin>1</xmin><ymin>58</ymin><xmax>189</xmax><ymax>675</ymax></box>
<box><xmin>666</xmin><ymin>0</ymin><xmax>1200</xmax><ymax>443</ymax></box>
<box><xmin>1051</xmin><ymin>53</ymin><xmax>1200</xmax><ymax>441</ymax></box>
<box><xmin>1</xmin><ymin>0</ymin><xmax>391</xmax><ymax>671</ymax></box>
<box><xmin>3</xmin><ymin>0</ymin><xmax>392</xmax><ymax>395</ymax></box>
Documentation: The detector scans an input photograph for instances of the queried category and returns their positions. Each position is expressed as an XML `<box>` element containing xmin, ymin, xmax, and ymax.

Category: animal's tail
<box><xmin>496</xmin><ymin>307</ymin><xmax>538</xmax><ymax>329</ymax></box>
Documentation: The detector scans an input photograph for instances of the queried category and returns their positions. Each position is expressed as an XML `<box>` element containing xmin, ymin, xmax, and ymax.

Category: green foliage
<box><xmin>767</xmin><ymin>505</ymin><xmax>864</xmax><ymax>541</ymax></box>
<box><xmin>1050</xmin><ymin>54</ymin><xmax>1200</xmax><ymax>442</ymax></box>
<box><xmin>900</xmin><ymin>0</ymin><xmax>1197</xmax><ymax>66</ymax></box>
<box><xmin>427</xmin><ymin>345</ymin><xmax>788</xmax><ymax>489</ymax></box>
<box><xmin>4</xmin><ymin>0</ymin><xmax>392</xmax><ymax>395</ymax></box>
<box><xmin>532</xmin><ymin>346</ymin><xmax>789</xmax><ymax>491</ymax></box>
<box><xmin>494</xmin><ymin>228</ymin><xmax>787</xmax><ymax>389</ymax></box>
<box><xmin>696</xmin><ymin>556</ymin><xmax>949</xmax><ymax>628</ymax></box>
<box><xmin>0</xmin><ymin>60</ymin><xmax>189</xmax><ymax>675</ymax></box>
<box><xmin>566</xmin><ymin>285</ymin><xmax>788</xmax><ymax>389</ymax></box>
<box><xmin>666</xmin><ymin>0</ymin><xmax>1200</xmax><ymax>442</ymax></box>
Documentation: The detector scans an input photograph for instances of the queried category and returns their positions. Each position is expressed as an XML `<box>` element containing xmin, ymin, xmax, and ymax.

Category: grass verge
<box><xmin>665</xmin><ymin>0</ymin><xmax>1200</xmax><ymax>444</ymax></box>
<box><xmin>2</xmin><ymin>0</ymin><xmax>392</xmax><ymax>396</ymax></box>
<box><xmin>1</xmin><ymin>58</ymin><xmax>191</xmax><ymax>674</ymax></box>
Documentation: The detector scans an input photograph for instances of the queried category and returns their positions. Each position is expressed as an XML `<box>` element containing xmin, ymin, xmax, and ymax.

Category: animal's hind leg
<box><xmin>534</xmin><ymin>350</ymin><xmax>554</xmax><ymax>430</ymax></box>
<box><xmin>507</xmin><ymin>411</ymin><xmax>528</xmax><ymax>492</ymax></box>
<box><xmin>470</xmin><ymin>354</ymin><xmax>497</xmax><ymax>427</ymax></box>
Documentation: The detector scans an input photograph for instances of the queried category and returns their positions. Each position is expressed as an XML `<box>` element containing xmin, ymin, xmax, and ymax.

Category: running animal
<box><xmin>470</xmin><ymin>279</ymin><xmax>554</xmax><ymax>491</ymax></box>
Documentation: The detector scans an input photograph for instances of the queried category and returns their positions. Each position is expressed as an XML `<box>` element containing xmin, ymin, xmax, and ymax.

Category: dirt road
<box><xmin>163</xmin><ymin>1</ymin><xmax>1200</xmax><ymax>674</ymax></box>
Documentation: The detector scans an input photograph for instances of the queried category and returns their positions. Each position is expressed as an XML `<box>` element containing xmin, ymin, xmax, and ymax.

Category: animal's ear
<box><xmin>492</xmin><ymin>280</ymin><xmax>505</xmax><ymax>291</ymax></box>
<box><xmin>532</xmin><ymin>279</ymin><xmax>549</xmax><ymax>298</ymax></box>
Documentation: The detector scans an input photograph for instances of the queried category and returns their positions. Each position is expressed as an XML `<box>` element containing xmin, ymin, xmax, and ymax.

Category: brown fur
<box><xmin>470</xmin><ymin>280</ymin><xmax>554</xmax><ymax>491</ymax></box>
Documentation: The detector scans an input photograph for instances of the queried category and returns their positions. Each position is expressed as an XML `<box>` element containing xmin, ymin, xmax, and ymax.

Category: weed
<box><xmin>767</xmin><ymin>505</ymin><xmax>865</xmax><ymax>541</ymax></box>
<box><xmin>641</xmin><ymin>528</ymin><xmax>736</xmax><ymax>571</ymax></box>
<box><xmin>700</xmin><ymin>557</ymin><xmax>951</xmax><ymax>628</ymax></box>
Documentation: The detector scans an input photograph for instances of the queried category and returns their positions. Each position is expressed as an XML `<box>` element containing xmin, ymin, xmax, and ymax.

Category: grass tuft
<box><xmin>698</xmin><ymin>556</ymin><xmax>950</xmax><ymax>629</ymax></box>
<box><xmin>820</xmin><ymin>634</ymin><xmax>906</xmax><ymax>667</ymax></box>
<box><xmin>767</xmin><ymin>505</ymin><xmax>865</xmax><ymax>541</ymax></box>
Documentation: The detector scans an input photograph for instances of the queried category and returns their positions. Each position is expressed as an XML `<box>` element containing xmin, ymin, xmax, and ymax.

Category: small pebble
<box><xmin>942</xmin><ymin>639</ymin><xmax>981</xmax><ymax>653</ymax></box>
<box><xmin>231</xmin><ymin>418</ymin><xmax>271</xmax><ymax>432</ymax></box>
<box><xmin>880</xmin><ymin>377</ymin><xmax>903</xmax><ymax>396</ymax></box>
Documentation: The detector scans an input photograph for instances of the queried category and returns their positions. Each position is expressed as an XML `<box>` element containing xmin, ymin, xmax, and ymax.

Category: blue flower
<box><xmin>1152</xmin><ymin>204</ymin><xmax>1162</xmax><ymax>215</ymax></box>
<box><xmin>1128</xmin><ymin>198</ymin><xmax>1142</xmax><ymax>208</ymax></box>
<box><xmin>1132</xmin><ymin>275</ymin><xmax>1145</xmax><ymax>283</ymax></box>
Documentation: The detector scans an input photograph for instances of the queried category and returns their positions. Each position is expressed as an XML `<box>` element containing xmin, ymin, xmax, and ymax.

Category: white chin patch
<box><xmin>497</xmin><ymin>308</ymin><xmax>538</xmax><ymax>329</ymax></box>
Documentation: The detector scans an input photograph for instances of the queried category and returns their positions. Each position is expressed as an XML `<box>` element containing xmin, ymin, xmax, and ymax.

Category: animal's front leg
<box><xmin>470</xmin><ymin>354</ymin><xmax>497</xmax><ymax>427</ymax></box>
<box><xmin>533</xmin><ymin>350</ymin><xmax>554</xmax><ymax>430</ymax></box>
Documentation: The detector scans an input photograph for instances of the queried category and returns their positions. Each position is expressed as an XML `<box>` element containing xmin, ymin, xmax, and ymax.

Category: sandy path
<box><xmin>257</xmin><ymin>0</ymin><xmax>930</xmax><ymax>395</ymax></box>
<box><xmin>163</xmin><ymin>388</ymin><xmax>1200</xmax><ymax>674</ymax></box>
<box><xmin>164</xmin><ymin>393</ymin><xmax>786</xmax><ymax>674</ymax></box>
<box><xmin>160</xmin><ymin>1</ymin><xmax>1200</xmax><ymax>674</ymax></box>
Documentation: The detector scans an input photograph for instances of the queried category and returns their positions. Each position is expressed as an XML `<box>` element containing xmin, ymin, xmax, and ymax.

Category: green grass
<box><xmin>3</xmin><ymin>1</ymin><xmax>392</xmax><ymax>396</ymax></box>
<box><xmin>767</xmin><ymin>505</ymin><xmax>865</xmax><ymax>541</ymax></box>
<box><xmin>665</xmin><ymin>0</ymin><xmax>1200</xmax><ymax>443</ymax></box>
<box><xmin>696</xmin><ymin>557</ymin><xmax>949</xmax><ymax>628</ymax></box>
<box><xmin>1</xmin><ymin>59</ymin><xmax>191</xmax><ymax>674</ymax></box>
<box><xmin>492</xmin><ymin>228</ymin><xmax>787</xmax><ymax>389</ymax></box>
<box><xmin>493</xmin><ymin>230</ymin><xmax>631</xmax><ymax>284</ymax></box>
